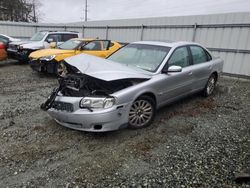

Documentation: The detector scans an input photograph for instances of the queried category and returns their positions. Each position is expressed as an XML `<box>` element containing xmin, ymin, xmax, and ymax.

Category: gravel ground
<box><xmin>0</xmin><ymin>60</ymin><xmax>249</xmax><ymax>187</ymax></box>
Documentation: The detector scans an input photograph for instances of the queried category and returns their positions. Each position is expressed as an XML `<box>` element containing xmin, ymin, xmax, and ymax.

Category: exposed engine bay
<box><xmin>59</xmin><ymin>74</ymin><xmax>134</xmax><ymax>97</ymax></box>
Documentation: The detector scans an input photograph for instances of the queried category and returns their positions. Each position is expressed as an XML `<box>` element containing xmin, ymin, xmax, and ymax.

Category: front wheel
<box><xmin>203</xmin><ymin>74</ymin><xmax>217</xmax><ymax>97</ymax></box>
<box><xmin>128</xmin><ymin>95</ymin><xmax>156</xmax><ymax>129</ymax></box>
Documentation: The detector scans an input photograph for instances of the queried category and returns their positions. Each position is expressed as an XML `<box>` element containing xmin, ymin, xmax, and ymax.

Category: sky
<box><xmin>39</xmin><ymin>0</ymin><xmax>250</xmax><ymax>23</ymax></box>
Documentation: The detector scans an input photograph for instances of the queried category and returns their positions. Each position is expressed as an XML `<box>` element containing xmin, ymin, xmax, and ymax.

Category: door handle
<box><xmin>188</xmin><ymin>71</ymin><xmax>193</xmax><ymax>75</ymax></box>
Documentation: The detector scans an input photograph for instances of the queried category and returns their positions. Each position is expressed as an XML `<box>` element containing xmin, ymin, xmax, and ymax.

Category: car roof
<box><xmin>133</xmin><ymin>41</ymin><xmax>199</xmax><ymax>48</ymax></box>
<box><xmin>71</xmin><ymin>38</ymin><xmax>94</xmax><ymax>41</ymax></box>
<box><xmin>39</xmin><ymin>31</ymin><xmax>79</xmax><ymax>34</ymax></box>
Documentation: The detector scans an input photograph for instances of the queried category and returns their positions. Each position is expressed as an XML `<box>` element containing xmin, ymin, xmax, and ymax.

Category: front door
<box><xmin>157</xmin><ymin>46</ymin><xmax>193</xmax><ymax>105</ymax></box>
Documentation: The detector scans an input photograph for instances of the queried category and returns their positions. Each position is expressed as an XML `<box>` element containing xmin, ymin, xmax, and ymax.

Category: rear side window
<box><xmin>168</xmin><ymin>47</ymin><xmax>190</xmax><ymax>68</ymax></box>
<box><xmin>62</xmin><ymin>34</ymin><xmax>78</xmax><ymax>41</ymax></box>
<box><xmin>190</xmin><ymin>46</ymin><xmax>209</xmax><ymax>65</ymax></box>
<box><xmin>46</xmin><ymin>34</ymin><xmax>62</xmax><ymax>42</ymax></box>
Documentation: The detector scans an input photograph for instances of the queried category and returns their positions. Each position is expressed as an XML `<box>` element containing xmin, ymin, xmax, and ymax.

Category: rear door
<box><xmin>188</xmin><ymin>45</ymin><xmax>213</xmax><ymax>91</ymax></box>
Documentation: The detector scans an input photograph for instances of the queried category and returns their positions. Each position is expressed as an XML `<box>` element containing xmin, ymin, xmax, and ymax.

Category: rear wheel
<box><xmin>128</xmin><ymin>95</ymin><xmax>156</xmax><ymax>129</ymax></box>
<box><xmin>203</xmin><ymin>74</ymin><xmax>217</xmax><ymax>97</ymax></box>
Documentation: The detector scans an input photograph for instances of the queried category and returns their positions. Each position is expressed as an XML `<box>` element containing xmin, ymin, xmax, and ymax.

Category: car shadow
<box><xmin>0</xmin><ymin>59</ymin><xmax>20</xmax><ymax>67</ymax></box>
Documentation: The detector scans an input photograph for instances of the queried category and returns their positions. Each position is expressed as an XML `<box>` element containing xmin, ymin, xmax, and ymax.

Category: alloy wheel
<box><xmin>129</xmin><ymin>99</ymin><xmax>154</xmax><ymax>128</ymax></box>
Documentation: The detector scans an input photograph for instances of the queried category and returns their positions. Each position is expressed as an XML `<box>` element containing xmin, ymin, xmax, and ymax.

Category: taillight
<box><xmin>0</xmin><ymin>42</ymin><xmax>5</xmax><ymax>49</ymax></box>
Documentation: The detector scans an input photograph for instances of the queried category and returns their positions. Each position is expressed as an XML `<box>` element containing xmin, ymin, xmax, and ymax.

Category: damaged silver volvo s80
<box><xmin>41</xmin><ymin>41</ymin><xmax>223</xmax><ymax>132</ymax></box>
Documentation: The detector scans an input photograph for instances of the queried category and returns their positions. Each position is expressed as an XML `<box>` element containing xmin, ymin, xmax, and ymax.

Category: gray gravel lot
<box><xmin>0</xmin><ymin>60</ymin><xmax>249</xmax><ymax>187</ymax></box>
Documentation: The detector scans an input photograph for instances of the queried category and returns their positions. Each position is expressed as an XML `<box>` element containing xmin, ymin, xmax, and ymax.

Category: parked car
<box><xmin>7</xmin><ymin>31</ymin><xmax>81</xmax><ymax>63</ymax></box>
<box><xmin>0</xmin><ymin>42</ymin><xmax>7</xmax><ymax>61</ymax></box>
<box><xmin>29</xmin><ymin>39</ymin><xmax>122</xmax><ymax>74</ymax></box>
<box><xmin>41</xmin><ymin>41</ymin><xmax>224</xmax><ymax>132</ymax></box>
<box><xmin>0</xmin><ymin>34</ymin><xmax>21</xmax><ymax>49</ymax></box>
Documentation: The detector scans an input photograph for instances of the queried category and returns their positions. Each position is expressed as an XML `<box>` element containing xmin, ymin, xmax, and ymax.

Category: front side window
<box><xmin>57</xmin><ymin>39</ymin><xmax>83</xmax><ymax>50</ymax></box>
<box><xmin>168</xmin><ymin>47</ymin><xmax>189</xmax><ymax>68</ymax></box>
<box><xmin>30</xmin><ymin>32</ymin><xmax>47</xmax><ymax>41</ymax></box>
<box><xmin>190</xmin><ymin>46</ymin><xmax>208</xmax><ymax>65</ymax></box>
<box><xmin>107</xmin><ymin>43</ymin><xmax>170</xmax><ymax>72</ymax></box>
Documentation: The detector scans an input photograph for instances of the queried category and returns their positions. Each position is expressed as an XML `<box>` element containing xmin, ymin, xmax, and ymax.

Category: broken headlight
<box><xmin>80</xmin><ymin>97</ymin><xmax>116</xmax><ymax>109</ymax></box>
<box><xmin>40</xmin><ymin>55</ymin><xmax>56</xmax><ymax>61</ymax></box>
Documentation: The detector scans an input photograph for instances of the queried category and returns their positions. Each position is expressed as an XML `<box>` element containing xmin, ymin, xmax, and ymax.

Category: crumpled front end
<box><xmin>29</xmin><ymin>58</ymin><xmax>58</xmax><ymax>74</ymax></box>
<box><xmin>41</xmin><ymin>55</ymin><xmax>150</xmax><ymax>132</ymax></box>
<box><xmin>47</xmin><ymin>96</ymin><xmax>131</xmax><ymax>132</ymax></box>
<box><xmin>43</xmin><ymin>73</ymin><xmax>138</xmax><ymax>131</ymax></box>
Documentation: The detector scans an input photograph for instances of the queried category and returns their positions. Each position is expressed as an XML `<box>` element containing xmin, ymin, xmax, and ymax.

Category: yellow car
<box><xmin>29</xmin><ymin>39</ymin><xmax>122</xmax><ymax>74</ymax></box>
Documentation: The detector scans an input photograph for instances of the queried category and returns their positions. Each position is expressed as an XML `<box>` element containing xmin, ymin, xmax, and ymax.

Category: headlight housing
<box><xmin>80</xmin><ymin>97</ymin><xmax>116</xmax><ymax>109</ymax></box>
<box><xmin>40</xmin><ymin>55</ymin><xmax>56</xmax><ymax>61</ymax></box>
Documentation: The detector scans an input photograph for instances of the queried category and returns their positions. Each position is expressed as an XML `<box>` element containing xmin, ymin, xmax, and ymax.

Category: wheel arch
<box><xmin>135</xmin><ymin>92</ymin><xmax>157</xmax><ymax>107</ymax></box>
<box><xmin>211</xmin><ymin>71</ymin><xmax>218</xmax><ymax>82</ymax></box>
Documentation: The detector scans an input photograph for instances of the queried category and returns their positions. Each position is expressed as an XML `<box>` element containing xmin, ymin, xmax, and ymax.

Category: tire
<box><xmin>128</xmin><ymin>95</ymin><xmax>156</xmax><ymax>129</ymax></box>
<box><xmin>203</xmin><ymin>74</ymin><xmax>217</xmax><ymax>97</ymax></box>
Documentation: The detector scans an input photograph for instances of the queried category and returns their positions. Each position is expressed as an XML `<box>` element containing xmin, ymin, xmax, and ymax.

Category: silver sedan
<box><xmin>41</xmin><ymin>41</ymin><xmax>224</xmax><ymax>132</ymax></box>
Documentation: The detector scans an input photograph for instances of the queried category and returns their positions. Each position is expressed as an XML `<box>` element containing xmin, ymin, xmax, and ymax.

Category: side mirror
<box><xmin>168</xmin><ymin>65</ymin><xmax>182</xmax><ymax>72</ymax></box>
<box><xmin>49</xmin><ymin>42</ymin><xmax>57</xmax><ymax>48</ymax></box>
<box><xmin>162</xmin><ymin>65</ymin><xmax>182</xmax><ymax>73</ymax></box>
<box><xmin>47</xmin><ymin>38</ymin><xmax>54</xmax><ymax>43</ymax></box>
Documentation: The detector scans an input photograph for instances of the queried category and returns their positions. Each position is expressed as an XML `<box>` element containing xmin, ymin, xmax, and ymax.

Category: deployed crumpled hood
<box><xmin>64</xmin><ymin>53</ymin><xmax>151</xmax><ymax>81</ymax></box>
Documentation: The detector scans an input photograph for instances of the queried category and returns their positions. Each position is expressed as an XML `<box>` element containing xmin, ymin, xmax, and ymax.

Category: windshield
<box><xmin>107</xmin><ymin>43</ymin><xmax>171</xmax><ymax>72</ymax></box>
<box><xmin>30</xmin><ymin>32</ymin><xmax>47</xmax><ymax>41</ymax></box>
<box><xmin>58</xmin><ymin>39</ymin><xmax>84</xmax><ymax>50</ymax></box>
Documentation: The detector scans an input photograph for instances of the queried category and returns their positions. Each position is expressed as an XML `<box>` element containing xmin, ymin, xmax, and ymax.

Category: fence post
<box><xmin>82</xmin><ymin>25</ymin><xmax>85</xmax><ymax>38</ymax></box>
<box><xmin>192</xmin><ymin>23</ymin><xmax>198</xmax><ymax>42</ymax></box>
<box><xmin>140</xmin><ymin>24</ymin><xmax>144</xmax><ymax>41</ymax></box>
<box><xmin>105</xmin><ymin>25</ymin><xmax>109</xmax><ymax>39</ymax></box>
<box><xmin>64</xmin><ymin>25</ymin><xmax>67</xmax><ymax>31</ymax></box>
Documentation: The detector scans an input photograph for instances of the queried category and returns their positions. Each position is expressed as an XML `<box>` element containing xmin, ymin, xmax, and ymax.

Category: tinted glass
<box><xmin>108</xmin><ymin>43</ymin><xmax>170</xmax><ymax>72</ymax></box>
<box><xmin>190</xmin><ymin>46</ymin><xmax>208</xmax><ymax>64</ymax></box>
<box><xmin>63</xmin><ymin>34</ymin><xmax>78</xmax><ymax>41</ymax></box>
<box><xmin>168</xmin><ymin>47</ymin><xmax>189</xmax><ymax>68</ymax></box>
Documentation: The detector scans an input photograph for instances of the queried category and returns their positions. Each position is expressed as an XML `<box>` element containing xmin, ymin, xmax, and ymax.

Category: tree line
<box><xmin>0</xmin><ymin>0</ymin><xmax>41</xmax><ymax>22</ymax></box>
